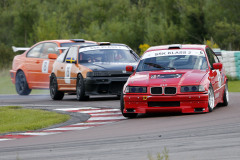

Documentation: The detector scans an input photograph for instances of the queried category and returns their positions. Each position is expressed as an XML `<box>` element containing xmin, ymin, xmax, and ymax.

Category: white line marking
<box><xmin>0</xmin><ymin>139</ymin><xmax>12</xmax><ymax>141</ymax></box>
<box><xmin>55</xmin><ymin>107</ymin><xmax>98</xmax><ymax>111</ymax></box>
<box><xmin>80</xmin><ymin>109</ymin><xmax>120</xmax><ymax>114</ymax></box>
<box><xmin>46</xmin><ymin>126</ymin><xmax>92</xmax><ymax>131</ymax></box>
<box><xmin>90</xmin><ymin>112</ymin><xmax>122</xmax><ymax>116</ymax></box>
<box><xmin>89</xmin><ymin>116</ymin><xmax>126</xmax><ymax>121</ymax></box>
<box><xmin>71</xmin><ymin>122</ymin><xmax>113</xmax><ymax>125</ymax></box>
<box><xmin>19</xmin><ymin>132</ymin><xmax>61</xmax><ymax>136</ymax></box>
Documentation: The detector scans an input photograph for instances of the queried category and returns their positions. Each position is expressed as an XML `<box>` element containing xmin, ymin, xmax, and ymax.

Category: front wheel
<box><xmin>50</xmin><ymin>74</ymin><xmax>64</xmax><ymax>100</ymax></box>
<box><xmin>208</xmin><ymin>84</ymin><xmax>215</xmax><ymax>112</ymax></box>
<box><xmin>15</xmin><ymin>70</ymin><xmax>31</xmax><ymax>95</ymax></box>
<box><xmin>222</xmin><ymin>83</ymin><xmax>229</xmax><ymax>106</ymax></box>
<box><xmin>120</xmin><ymin>92</ymin><xmax>137</xmax><ymax>118</ymax></box>
<box><xmin>76</xmin><ymin>74</ymin><xmax>89</xmax><ymax>101</ymax></box>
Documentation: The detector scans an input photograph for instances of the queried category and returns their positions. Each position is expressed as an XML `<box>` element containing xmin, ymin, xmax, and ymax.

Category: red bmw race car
<box><xmin>121</xmin><ymin>44</ymin><xmax>229</xmax><ymax>118</ymax></box>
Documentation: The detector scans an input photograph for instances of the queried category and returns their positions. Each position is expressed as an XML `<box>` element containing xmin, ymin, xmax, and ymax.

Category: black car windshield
<box><xmin>136</xmin><ymin>49</ymin><xmax>208</xmax><ymax>72</ymax></box>
<box><xmin>78</xmin><ymin>46</ymin><xmax>137</xmax><ymax>63</ymax></box>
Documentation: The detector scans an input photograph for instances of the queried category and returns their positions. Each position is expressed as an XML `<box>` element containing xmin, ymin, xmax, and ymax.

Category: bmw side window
<box><xmin>26</xmin><ymin>43</ymin><xmax>44</xmax><ymax>58</ymax></box>
<box><xmin>206</xmin><ymin>48</ymin><xmax>216</xmax><ymax>68</ymax></box>
<box><xmin>210</xmin><ymin>49</ymin><xmax>219</xmax><ymax>63</ymax></box>
<box><xmin>39</xmin><ymin>43</ymin><xmax>59</xmax><ymax>59</ymax></box>
<box><xmin>65</xmin><ymin>47</ymin><xmax>77</xmax><ymax>62</ymax></box>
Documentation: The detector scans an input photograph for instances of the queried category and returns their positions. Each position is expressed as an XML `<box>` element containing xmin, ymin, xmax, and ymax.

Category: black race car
<box><xmin>50</xmin><ymin>42</ymin><xmax>139</xmax><ymax>100</ymax></box>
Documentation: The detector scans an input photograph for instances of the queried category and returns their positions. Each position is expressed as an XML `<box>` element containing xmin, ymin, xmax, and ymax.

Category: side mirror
<box><xmin>48</xmin><ymin>53</ymin><xmax>58</xmax><ymax>60</ymax></box>
<box><xmin>66</xmin><ymin>57</ymin><xmax>76</xmax><ymax>64</ymax></box>
<box><xmin>213</xmin><ymin>63</ymin><xmax>222</xmax><ymax>70</ymax></box>
<box><xmin>126</xmin><ymin>65</ymin><xmax>134</xmax><ymax>72</ymax></box>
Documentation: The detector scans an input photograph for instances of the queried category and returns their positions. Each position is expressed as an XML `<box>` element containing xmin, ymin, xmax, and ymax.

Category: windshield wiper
<box><xmin>144</xmin><ymin>62</ymin><xmax>176</xmax><ymax>70</ymax></box>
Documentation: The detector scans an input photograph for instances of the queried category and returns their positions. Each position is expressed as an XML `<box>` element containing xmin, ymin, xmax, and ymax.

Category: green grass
<box><xmin>148</xmin><ymin>147</ymin><xmax>169</xmax><ymax>160</ymax></box>
<box><xmin>0</xmin><ymin>106</ymin><xmax>70</xmax><ymax>134</ymax></box>
<box><xmin>228</xmin><ymin>80</ymin><xmax>240</xmax><ymax>92</ymax></box>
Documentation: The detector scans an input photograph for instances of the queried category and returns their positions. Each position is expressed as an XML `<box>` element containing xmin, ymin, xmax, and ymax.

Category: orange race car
<box><xmin>50</xmin><ymin>42</ymin><xmax>139</xmax><ymax>100</ymax></box>
<box><xmin>10</xmin><ymin>39</ymin><xmax>96</xmax><ymax>95</ymax></box>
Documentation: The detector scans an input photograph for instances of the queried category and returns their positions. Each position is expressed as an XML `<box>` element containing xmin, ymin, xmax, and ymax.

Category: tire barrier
<box><xmin>221</xmin><ymin>51</ymin><xmax>240</xmax><ymax>79</ymax></box>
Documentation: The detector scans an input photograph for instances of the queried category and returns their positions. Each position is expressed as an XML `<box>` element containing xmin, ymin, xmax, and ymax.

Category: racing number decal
<box><xmin>216</xmin><ymin>70</ymin><xmax>222</xmax><ymax>88</ymax></box>
<box><xmin>42</xmin><ymin>60</ymin><xmax>49</xmax><ymax>73</ymax></box>
<box><xmin>65</xmin><ymin>64</ymin><xmax>72</xmax><ymax>84</ymax></box>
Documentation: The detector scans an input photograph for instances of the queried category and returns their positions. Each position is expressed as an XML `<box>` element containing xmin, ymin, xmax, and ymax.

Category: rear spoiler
<box><xmin>12</xmin><ymin>46</ymin><xmax>69</xmax><ymax>52</ymax></box>
<box><xmin>12</xmin><ymin>46</ymin><xmax>30</xmax><ymax>52</ymax></box>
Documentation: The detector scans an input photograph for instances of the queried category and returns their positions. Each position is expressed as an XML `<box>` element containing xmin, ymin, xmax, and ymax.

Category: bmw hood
<box><xmin>127</xmin><ymin>70</ymin><xmax>208</xmax><ymax>86</ymax></box>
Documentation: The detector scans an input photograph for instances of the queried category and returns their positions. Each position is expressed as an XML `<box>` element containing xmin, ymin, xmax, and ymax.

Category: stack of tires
<box><xmin>221</xmin><ymin>51</ymin><xmax>240</xmax><ymax>80</ymax></box>
<box><xmin>235</xmin><ymin>52</ymin><xmax>240</xmax><ymax>79</ymax></box>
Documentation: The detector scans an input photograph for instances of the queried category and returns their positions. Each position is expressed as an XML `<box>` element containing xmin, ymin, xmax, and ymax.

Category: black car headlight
<box><xmin>181</xmin><ymin>85</ymin><xmax>205</xmax><ymax>92</ymax></box>
<box><xmin>125</xmin><ymin>86</ymin><xmax>147</xmax><ymax>93</ymax></box>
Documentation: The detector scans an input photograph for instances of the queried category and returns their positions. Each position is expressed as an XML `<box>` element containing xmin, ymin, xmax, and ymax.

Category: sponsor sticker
<box><xmin>216</xmin><ymin>70</ymin><xmax>222</xmax><ymax>87</ymax></box>
<box><xmin>65</xmin><ymin>64</ymin><xmax>72</xmax><ymax>84</ymax></box>
<box><xmin>42</xmin><ymin>60</ymin><xmax>49</xmax><ymax>73</ymax></box>
<box><xmin>79</xmin><ymin>46</ymin><xmax>129</xmax><ymax>52</ymax></box>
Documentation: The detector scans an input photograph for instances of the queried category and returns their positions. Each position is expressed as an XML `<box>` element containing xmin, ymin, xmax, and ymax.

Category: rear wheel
<box><xmin>76</xmin><ymin>74</ymin><xmax>89</xmax><ymax>101</ymax></box>
<box><xmin>120</xmin><ymin>92</ymin><xmax>137</xmax><ymax>118</ymax></box>
<box><xmin>222</xmin><ymin>82</ymin><xmax>229</xmax><ymax>106</ymax></box>
<box><xmin>15</xmin><ymin>70</ymin><xmax>31</xmax><ymax>95</ymax></box>
<box><xmin>50</xmin><ymin>74</ymin><xmax>64</xmax><ymax>100</ymax></box>
<box><xmin>208</xmin><ymin>84</ymin><xmax>215</xmax><ymax>112</ymax></box>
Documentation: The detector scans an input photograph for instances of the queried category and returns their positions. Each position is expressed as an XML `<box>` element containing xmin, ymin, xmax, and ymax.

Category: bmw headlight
<box><xmin>125</xmin><ymin>86</ymin><xmax>147</xmax><ymax>93</ymax></box>
<box><xmin>181</xmin><ymin>85</ymin><xmax>205</xmax><ymax>92</ymax></box>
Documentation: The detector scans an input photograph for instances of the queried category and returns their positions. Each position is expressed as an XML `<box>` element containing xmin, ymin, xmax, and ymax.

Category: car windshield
<box><xmin>78</xmin><ymin>46</ymin><xmax>137</xmax><ymax>63</ymax></box>
<box><xmin>136</xmin><ymin>49</ymin><xmax>208</xmax><ymax>72</ymax></box>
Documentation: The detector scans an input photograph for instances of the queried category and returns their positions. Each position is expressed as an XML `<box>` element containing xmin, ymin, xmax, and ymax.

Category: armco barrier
<box><xmin>221</xmin><ymin>51</ymin><xmax>240</xmax><ymax>79</ymax></box>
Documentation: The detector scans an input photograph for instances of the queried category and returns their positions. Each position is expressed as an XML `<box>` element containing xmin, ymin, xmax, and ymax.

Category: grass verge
<box><xmin>0</xmin><ymin>106</ymin><xmax>70</xmax><ymax>134</ymax></box>
<box><xmin>228</xmin><ymin>80</ymin><xmax>240</xmax><ymax>92</ymax></box>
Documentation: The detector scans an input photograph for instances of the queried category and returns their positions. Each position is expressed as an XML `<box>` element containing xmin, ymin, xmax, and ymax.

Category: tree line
<box><xmin>1</xmin><ymin>0</ymin><xmax>240</xmax><ymax>68</ymax></box>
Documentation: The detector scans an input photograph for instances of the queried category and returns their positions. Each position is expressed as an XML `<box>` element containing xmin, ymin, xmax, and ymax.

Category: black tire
<box><xmin>15</xmin><ymin>70</ymin><xmax>31</xmax><ymax>95</ymax></box>
<box><xmin>222</xmin><ymin>82</ymin><xmax>229</xmax><ymax>106</ymax></box>
<box><xmin>76</xmin><ymin>74</ymin><xmax>89</xmax><ymax>101</ymax></box>
<box><xmin>208</xmin><ymin>84</ymin><xmax>215</xmax><ymax>112</ymax></box>
<box><xmin>50</xmin><ymin>74</ymin><xmax>64</xmax><ymax>100</ymax></box>
<box><xmin>120</xmin><ymin>92</ymin><xmax>137</xmax><ymax>118</ymax></box>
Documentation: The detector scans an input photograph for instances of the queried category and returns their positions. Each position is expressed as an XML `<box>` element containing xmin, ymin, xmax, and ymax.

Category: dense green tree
<box><xmin>0</xmin><ymin>0</ymin><xmax>240</xmax><ymax>69</ymax></box>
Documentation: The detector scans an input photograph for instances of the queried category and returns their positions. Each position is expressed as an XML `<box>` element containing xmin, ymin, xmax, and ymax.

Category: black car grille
<box><xmin>151</xmin><ymin>87</ymin><xmax>163</xmax><ymax>94</ymax></box>
<box><xmin>164</xmin><ymin>87</ymin><xmax>176</xmax><ymax>94</ymax></box>
<box><xmin>148</xmin><ymin>101</ymin><xmax>180</xmax><ymax>107</ymax></box>
<box><xmin>151</xmin><ymin>87</ymin><xmax>176</xmax><ymax>95</ymax></box>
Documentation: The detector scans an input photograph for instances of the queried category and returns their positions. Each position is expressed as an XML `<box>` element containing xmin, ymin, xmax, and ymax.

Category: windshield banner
<box><xmin>79</xmin><ymin>46</ymin><xmax>129</xmax><ymax>52</ymax></box>
<box><xmin>142</xmin><ymin>50</ymin><xmax>205</xmax><ymax>59</ymax></box>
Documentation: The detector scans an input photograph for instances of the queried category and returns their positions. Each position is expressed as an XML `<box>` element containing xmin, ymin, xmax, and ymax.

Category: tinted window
<box><xmin>39</xmin><ymin>43</ymin><xmax>59</xmax><ymax>59</ymax></box>
<box><xmin>78</xmin><ymin>48</ymin><xmax>137</xmax><ymax>63</ymax></box>
<box><xmin>206</xmin><ymin>48</ymin><xmax>218</xmax><ymax>68</ymax></box>
<box><xmin>136</xmin><ymin>49</ymin><xmax>208</xmax><ymax>72</ymax></box>
<box><xmin>27</xmin><ymin>43</ymin><xmax>44</xmax><ymax>58</ymax></box>
<box><xmin>65</xmin><ymin>47</ymin><xmax>78</xmax><ymax>62</ymax></box>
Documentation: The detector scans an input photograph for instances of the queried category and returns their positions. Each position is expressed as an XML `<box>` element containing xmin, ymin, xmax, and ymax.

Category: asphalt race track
<box><xmin>0</xmin><ymin>93</ymin><xmax>240</xmax><ymax>160</ymax></box>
